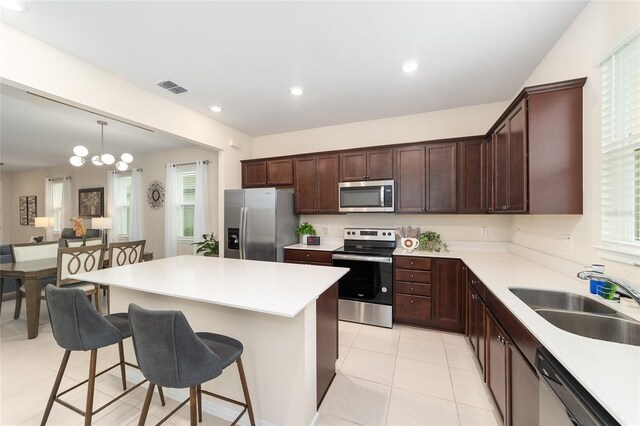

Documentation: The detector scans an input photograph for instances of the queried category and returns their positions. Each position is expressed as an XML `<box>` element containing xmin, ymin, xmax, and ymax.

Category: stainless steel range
<box><xmin>332</xmin><ymin>228</ymin><xmax>396</xmax><ymax>328</ymax></box>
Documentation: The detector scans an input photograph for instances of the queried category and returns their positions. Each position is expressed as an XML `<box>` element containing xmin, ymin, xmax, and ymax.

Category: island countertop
<box><xmin>73</xmin><ymin>255</ymin><xmax>349</xmax><ymax>318</ymax></box>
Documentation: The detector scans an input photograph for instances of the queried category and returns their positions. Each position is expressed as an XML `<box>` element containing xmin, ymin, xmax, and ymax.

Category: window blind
<box><xmin>51</xmin><ymin>181</ymin><xmax>63</xmax><ymax>232</ymax></box>
<box><xmin>115</xmin><ymin>174</ymin><xmax>132</xmax><ymax>235</ymax></box>
<box><xmin>601</xmin><ymin>33</ymin><xmax>640</xmax><ymax>248</ymax></box>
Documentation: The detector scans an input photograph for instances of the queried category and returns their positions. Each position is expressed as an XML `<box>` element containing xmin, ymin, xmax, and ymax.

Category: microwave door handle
<box><xmin>380</xmin><ymin>186</ymin><xmax>384</xmax><ymax>207</ymax></box>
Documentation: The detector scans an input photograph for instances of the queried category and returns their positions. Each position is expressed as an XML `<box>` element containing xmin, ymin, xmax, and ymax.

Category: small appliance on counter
<box><xmin>332</xmin><ymin>228</ymin><xmax>396</xmax><ymax>328</ymax></box>
<box><xmin>224</xmin><ymin>188</ymin><xmax>299</xmax><ymax>262</ymax></box>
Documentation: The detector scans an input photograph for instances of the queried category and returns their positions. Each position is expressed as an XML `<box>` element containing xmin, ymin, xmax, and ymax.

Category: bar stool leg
<box><xmin>84</xmin><ymin>349</ymin><xmax>98</xmax><ymax>426</ymax></box>
<box><xmin>189</xmin><ymin>386</ymin><xmax>197</xmax><ymax>426</ymax></box>
<box><xmin>41</xmin><ymin>350</ymin><xmax>71</xmax><ymax>426</ymax></box>
<box><xmin>196</xmin><ymin>384</ymin><xmax>202</xmax><ymax>422</ymax></box>
<box><xmin>138</xmin><ymin>383</ymin><xmax>155</xmax><ymax>426</ymax></box>
<box><xmin>158</xmin><ymin>386</ymin><xmax>166</xmax><ymax>406</ymax></box>
<box><xmin>236</xmin><ymin>357</ymin><xmax>255</xmax><ymax>426</ymax></box>
<box><xmin>118</xmin><ymin>341</ymin><xmax>127</xmax><ymax>390</ymax></box>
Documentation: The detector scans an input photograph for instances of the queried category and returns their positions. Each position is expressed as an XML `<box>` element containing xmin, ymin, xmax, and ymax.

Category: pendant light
<box><xmin>70</xmin><ymin>120</ymin><xmax>133</xmax><ymax>170</ymax></box>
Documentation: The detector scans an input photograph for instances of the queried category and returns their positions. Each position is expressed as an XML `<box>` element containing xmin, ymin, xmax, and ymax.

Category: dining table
<box><xmin>0</xmin><ymin>252</ymin><xmax>153</xmax><ymax>339</ymax></box>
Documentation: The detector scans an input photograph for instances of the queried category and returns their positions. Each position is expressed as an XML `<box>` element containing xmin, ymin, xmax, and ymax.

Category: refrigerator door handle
<box><xmin>239</xmin><ymin>207</ymin><xmax>245</xmax><ymax>259</ymax></box>
<box><xmin>241</xmin><ymin>207</ymin><xmax>249</xmax><ymax>259</ymax></box>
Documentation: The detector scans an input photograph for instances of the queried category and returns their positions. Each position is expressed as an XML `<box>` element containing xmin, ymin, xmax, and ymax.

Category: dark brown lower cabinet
<box><xmin>316</xmin><ymin>283</ymin><xmax>338</xmax><ymax>408</ymax></box>
<box><xmin>508</xmin><ymin>344</ymin><xmax>539</xmax><ymax>426</ymax></box>
<box><xmin>486</xmin><ymin>310</ymin><xmax>508</xmax><ymax>424</ymax></box>
<box><xmin>433</xmin><ymin>259</ymin><xmax>465</xmax><ymax>332</ymax></box>
<box><xmin>467</xmin><ymin>281</ymin><xmax>485</xmax><ymax>375</ymax></box>
<box><xmin>486</xmin><ymin>308</ymin><xmax>539</xmax><ymax>426</ymax></box>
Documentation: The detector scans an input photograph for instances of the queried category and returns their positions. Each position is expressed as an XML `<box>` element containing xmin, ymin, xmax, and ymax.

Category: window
<box><xmin>601</xmin><ymin>33</ymin><xmax>640</xmax><ymax>250</ymax></box>
<box><xmin>51</xmin><ymin>180</ymin><xmax>63</xmax><ymax>232</ymax></box>
<box><xmin>177</xmin><ymin>166</ymin><xmax>196</xmax><ymax>238</ymax></box>
<box><xmin>115</xmin><ymin>174</ymin><xmax>132</xmax><ymax>236</ymax></box>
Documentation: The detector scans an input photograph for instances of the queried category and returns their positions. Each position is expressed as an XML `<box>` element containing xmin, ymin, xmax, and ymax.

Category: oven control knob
<box><xmin>381</xmin><ymin>287</ymin><xmax>388</xmax><ymax>293</ymax></box>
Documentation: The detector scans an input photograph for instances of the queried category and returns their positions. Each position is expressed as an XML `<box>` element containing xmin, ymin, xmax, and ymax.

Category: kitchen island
<box><xmin>73</xmin><ymin>255</ymin><xmax>349</xmax><ymax>426</ymax></box>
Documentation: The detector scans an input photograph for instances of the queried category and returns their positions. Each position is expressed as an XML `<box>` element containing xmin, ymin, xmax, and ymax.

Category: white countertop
<box><xmin>285</xmin><ymin>242</ymin><xmax>344</xmax><ymax>252</ymax></box>
<box><xmin>73</xmin><ymin>255</ymin><xmax>349</xmax><ymax>318</ymax></box>
<box><xmin>395</xmin><ymin>247</ymin><xmax>640</xmax><ymax>424</ymax></box>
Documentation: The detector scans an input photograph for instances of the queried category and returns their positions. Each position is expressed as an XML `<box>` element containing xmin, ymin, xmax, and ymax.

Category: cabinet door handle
<box><xmin>410</xmin><ymin>274</ymin><xmax>414</xmax><ymax>278</ymax></box>
<box><xmin>411</xmin><ymin>287</ymin><xmax>415</xmax><ymax>292</ymax></box>
<box><xmin>410</xmin><ymin>299</ymin><xmax>415</xmax><ymax>304</ymax></box>
<box><xmin>410</xmin><ymin>261</ymin><xmax>414</xmax><ymax>265</ymax></box>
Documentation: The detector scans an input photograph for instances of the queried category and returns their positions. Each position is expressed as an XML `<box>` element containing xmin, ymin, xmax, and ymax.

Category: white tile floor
<box><xmin>1</xmin><ymin>298</ymin><xmax>499</xmax><ymax>426</ymax></box>
<box><xmin>318</xmin><ymin>321</ymin><xmax>499</xmax><ymax>426</ymax></box>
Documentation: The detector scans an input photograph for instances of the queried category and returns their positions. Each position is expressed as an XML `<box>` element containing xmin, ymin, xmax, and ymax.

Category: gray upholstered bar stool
<box><xmin>128</xmin><ymin>304</ymin><xmax>255</xmax><ymax>426</ymax></box>
<box><xmin>42</xmin><ymin>285</ymin><xmax>165</xmax><ymax>426</ymax></box>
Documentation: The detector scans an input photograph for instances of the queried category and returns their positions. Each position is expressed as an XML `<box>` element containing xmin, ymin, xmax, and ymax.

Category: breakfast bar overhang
<box><xmin>74</xmin><ymin>255</ymin><xmax>349</xmax><ymax>426</ymax></box>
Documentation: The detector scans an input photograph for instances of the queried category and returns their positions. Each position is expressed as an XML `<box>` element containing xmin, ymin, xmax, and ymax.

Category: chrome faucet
<box><xmin>577</xmin><ymin>271</ymin><xmax>640</xmax><ymax>306</ymax></box>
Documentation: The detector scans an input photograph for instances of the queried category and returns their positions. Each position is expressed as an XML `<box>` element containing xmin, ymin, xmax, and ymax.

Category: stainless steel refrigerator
<box><xmin>224</xmin><ymin>188</ymin><xmax>298</xmax><ymax>262</ymax></box>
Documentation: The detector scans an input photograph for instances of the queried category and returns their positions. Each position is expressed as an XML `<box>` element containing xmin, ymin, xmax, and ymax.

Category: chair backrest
<box><xmin>56</xmin><ymin>245</ymin><xmax>106</xmax><ymax>286</ymax></box>
<box><xmin>66</xmin><ymin>237</ymin><xmax>103</xmax><ymax>248</ymax></box>
<box><xmin>11</xmin><ymin>241</ymin><xmax>59</xmax><ymax>262</ymax></box>
<box><xmin>45</xmin><ymin>285</ymin><xmax>122</xmax><ymax>351</ymax></box>
<box><xmin>108</xmin><ymin>240</ymin><xmax>146</xmax><ymax>268</ymax></box>
<box><xmin>128</xmin><ymin>304</ymin><xmax>223</xmax><ymax>388</ymax></box>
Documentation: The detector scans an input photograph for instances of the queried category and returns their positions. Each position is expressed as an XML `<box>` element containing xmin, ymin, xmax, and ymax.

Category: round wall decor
<box><xmin>146</xmin><ymin>180</ymin><xmax>165</xmax><ymax>210</ymax></box>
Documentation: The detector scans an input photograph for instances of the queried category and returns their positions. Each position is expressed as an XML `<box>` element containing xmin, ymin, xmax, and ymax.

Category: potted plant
<box><xmin>296</xmin><ymin>222</ymin><xmax>317</xmax><ymax>244</ymax></box>
<box><xmin>417</xmin><ymin>230</ymin><xmax>449</xmax><ymax>252</ymax></box>
<box><xmin>192</xmin><ymin>233</ymin><xmax>219</xmax><ymax>257</ymax></box>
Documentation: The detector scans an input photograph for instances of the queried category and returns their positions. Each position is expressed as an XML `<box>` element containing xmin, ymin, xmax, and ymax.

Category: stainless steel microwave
<box><xmin>339</xmin><ymin>180</ymin><xmax>394</xmax><ymax>213</ymax></box>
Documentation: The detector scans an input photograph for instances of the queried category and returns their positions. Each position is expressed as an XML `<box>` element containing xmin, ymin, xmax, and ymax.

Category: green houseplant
<box><xmin>417</xmin><ymin>231</ymin><xmax>449</xmax><ymax>252</ymax></box>
<box><xmin>192</xmin><ymin>233</ymin><xmax>219</xmax><ymax>256</ymax></box>
<box><xmin>296</xmin><ymin>222</ymin><xmax>317</xmax><ymax>244</ymax></box>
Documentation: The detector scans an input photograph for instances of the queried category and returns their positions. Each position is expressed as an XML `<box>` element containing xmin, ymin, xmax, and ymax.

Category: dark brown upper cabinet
<box><xmin>242</xmin><ymin>161</ymin><xmax>267</xmax><ymax>188</ymax></box>
<box><xmin>242</xmin><ymin>159</ymin><xmax>293</xmax><ymax>188</ymax></box>
<box><xmin>485</xmin><ymin>137</ymin><xmax>494</xmax><ymax>213</ymax></box>
<box><xmin>488</xmin><ymin>77</ymin><xmax>586</xmax><ymax>214</ymax></box>
<box><xmin>294</xmin><ymin>154</ymin><xmax>340</xmax><ymax>214</ymax></box>
<box><xmin>395</xmin><ymin>142</ymin><xmax>457</xmax><ymax>213</ymax></box>
<box><xmin>457</xmin><ymin>139</ymin><xmax>486</xmax><ymax>214</ymax></box>
<box><xmin>492</xmin><ymin>101</ymin><xmax>528</xmax><ymax>213</ymax></box>
<box><xmin>339</xmin><ymin>149</ymin><xmax>393</xmax><ymax>182</ymax></box>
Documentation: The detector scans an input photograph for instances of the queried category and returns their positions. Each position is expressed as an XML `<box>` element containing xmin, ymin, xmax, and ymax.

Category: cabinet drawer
<box><xmin>396</xmin><ymin>282</ymin><xmax>431</xmax><ymax>296</ymax></box>
<box><xmin>395</xmin><ymin>269</ymin><xmax>431</xmax><ymax>283</ymax></box>
<box><xmin>395</xmin><ymin>256</ymin><xmax>431</xmax><ymax>270</ymax></box>
<box><xmin>284</xmin><ymin>249</ymin><xmax>333</xmax><ymax>265</ymax></box>
<box><xmin>395</xmin><ymin>294</ymin><xmax>431</xmax><ymax>321</ymax></box>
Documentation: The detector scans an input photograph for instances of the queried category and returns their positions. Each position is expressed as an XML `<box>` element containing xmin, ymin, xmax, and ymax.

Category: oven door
<box><xmin>332</xmin><ymin>253</ymin><xmax>393</xmax><ymax>305</ymax></box>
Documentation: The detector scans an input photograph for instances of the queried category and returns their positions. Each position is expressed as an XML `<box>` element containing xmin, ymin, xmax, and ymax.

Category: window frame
<box><xmin>176</xmin><ymin>165</ymin><xmax>196</xmax><ymax>241</ymax></box>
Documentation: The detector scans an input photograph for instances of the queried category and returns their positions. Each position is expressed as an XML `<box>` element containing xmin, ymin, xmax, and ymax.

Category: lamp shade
<box><xmin>91</xmin><ymin>217</ymin><xmax>112</xmax><ymax>230</ymax></box>
<box><xmin>34</xmin><ymin>217</ymin><xmax>53</xmax><ymax>227</ymax></box>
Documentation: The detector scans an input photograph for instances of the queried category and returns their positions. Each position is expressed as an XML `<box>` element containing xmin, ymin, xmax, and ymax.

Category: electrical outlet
<box><xmin>323</xmin><ymin>225</ymin><xmax>329</xmax><ymax>235</ymax></box>
<box><xmin>563</xmin><ymin>235</ymin><xmax>573</xmax><ymax>252</ymax></box>
<box><xmin>480</xmin><ymin>227</ymin><xmax>488</xmax><ymax>237</ymax></box>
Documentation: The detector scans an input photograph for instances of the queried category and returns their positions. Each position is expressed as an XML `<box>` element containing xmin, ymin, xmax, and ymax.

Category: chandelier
<box><xmin>69</xmin><ymin>120</ymin><xmax>133</xmax><ymax>171</ymax></box>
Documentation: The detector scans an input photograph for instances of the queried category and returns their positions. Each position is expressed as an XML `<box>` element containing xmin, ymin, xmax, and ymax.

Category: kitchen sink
<box><xmin>535</xmin><ymin>309</ymin><xmax>640</xmax><ymax>347</ymax></box>
<box><xmin>509</xmin><ymin>288</ymin><xmax>620</xmax><ymax>315</ymax></box>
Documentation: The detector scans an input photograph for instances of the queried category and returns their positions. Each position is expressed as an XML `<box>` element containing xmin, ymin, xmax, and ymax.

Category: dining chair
<box><xmin>10</xmin><ymin>241</ymin><xmax>59</xmax><ymax>319</ymax></box>
<box><xmin>66</xmin><ymin>238</ymin><xmax>104</xmax><ymax>248</ymax></box>
<box><xmin>42</xmin><ymin>285</ymin><xmax>165</xmax><ymax>426</ymax></box>
<box><xmin>55</xmin><ymin>245</ymin><xmax>107</xmax><ymax>313</ymax></box>
<box><xmin>129</xmin><ymin>304</ymin><xmax>255</xmax><ymax>426</ymax></box>
<box><xmin>102</xmin><ymin>240</ymin><xmax>146</xmax><ymax>313</ymax></box>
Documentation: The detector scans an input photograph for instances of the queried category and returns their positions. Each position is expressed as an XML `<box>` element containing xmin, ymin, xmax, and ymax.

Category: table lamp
<box><xmin>34</xmin><ymin>216</ymin><xmax>54</xmax><ymax>241</ymax></box>
<box><xmin>92</xmin><ymin>217</ymin><xmax>112</xmax><ymax>245</ymax></box>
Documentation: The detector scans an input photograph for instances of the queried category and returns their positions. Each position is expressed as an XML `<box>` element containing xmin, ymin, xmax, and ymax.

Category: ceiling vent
<box><xmin>157</xmin><ymin>80</ymin><xmax>190</xmax><ymax>95</ymax></box>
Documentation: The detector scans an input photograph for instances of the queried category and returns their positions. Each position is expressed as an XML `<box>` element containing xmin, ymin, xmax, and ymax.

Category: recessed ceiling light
<box><xmin>210</xmin><ymin>105</ymin><xmax>223</xmax><ymax>113</ymax></box>
<box><xmin>290</xmin><ymin>87</ymin><xmax>304</xmax><ymax>96</ymax></box>
<box><xmin>402</xmin><ymin>61</ymin><xmax>419</xmax><ymax>73</ymax></box>
<box><xmin>1</xmin><ymin>0</ymin><xmax>25</xmax><ymax>12</ymax></box>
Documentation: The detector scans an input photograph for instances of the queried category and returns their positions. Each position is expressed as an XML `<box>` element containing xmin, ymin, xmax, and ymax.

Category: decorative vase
<box><xmin>300</xmin><ymin>234</ymin><xmax>311</xmax><ymax>244</ymax></box>
<box><xmin>81</xmin><ymin>234</ymin><xmax>87</xmax><ymax>247</ymax></box>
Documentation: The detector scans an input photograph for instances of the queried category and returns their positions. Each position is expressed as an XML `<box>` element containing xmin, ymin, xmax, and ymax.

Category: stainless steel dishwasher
<box><xmin>536</xmin><ymin>347</ymin><xmax>619</xmax><ymax>425</ymax></box>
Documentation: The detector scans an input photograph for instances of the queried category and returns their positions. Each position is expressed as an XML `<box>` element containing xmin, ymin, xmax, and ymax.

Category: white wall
<box><xmin>0</xmin><ymin>24</ymin><xmax>253</xmax><ymax>242</ymax></box>
<box><xmin>0</xmin><ymin>173</ymin><xmax>13</xmax><ymax>244</ymax></box>
<box><xmin>252</xmin><ymin>102</ymin><xmax>508</xmax><ymax>158</ymax></box>
<box><xmin>511</xmin><ymin>1</ymin><xmax>640</xmax><ymax>284</ymax></box>
<box><xmin>1</xmin><ymin>146</ymin><xmax>219</xmax><ymax>259</ymax></box>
